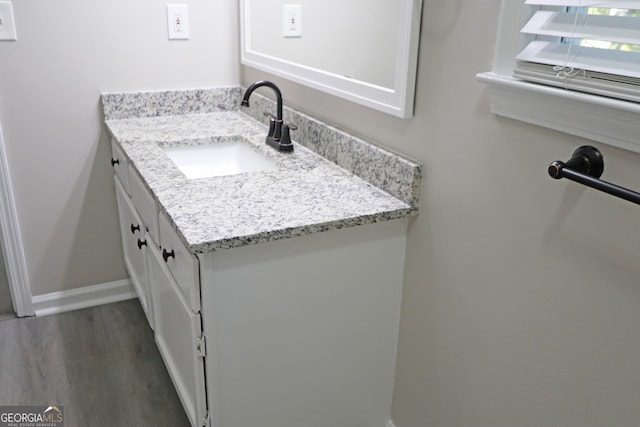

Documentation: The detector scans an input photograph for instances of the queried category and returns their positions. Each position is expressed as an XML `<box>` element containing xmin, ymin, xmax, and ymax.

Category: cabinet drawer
<box><xmin>159</xmin><ymin>211</ymin><xmax>200</xmax><ymax>313</ymax></box>
<box><xmin>129</xmin><ymin>165</ymin><xmax>159</xmax><ymax>244</ymax></box>
<box><xmin>110</xmin><ymin>140</ymin><xmax>130</xmax><ymax>195</ymax></box>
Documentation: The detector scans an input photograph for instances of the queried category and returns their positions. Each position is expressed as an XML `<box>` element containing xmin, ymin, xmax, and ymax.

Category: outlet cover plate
<box><xmin>283</xmin><ymin>4</ymin><xmax>302</xmax><ymax>38</ymax></box>
<box><xmin>167</xmin><ymin>3</ymin><xmax>189</xmax><ymax>40</ymax></box>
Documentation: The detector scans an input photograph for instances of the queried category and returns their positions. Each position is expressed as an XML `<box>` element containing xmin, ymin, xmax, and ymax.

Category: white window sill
<box><xmin>476</xmin><ymin>72</ymin><xmax>640</xmax><ymax>154</ymax></box>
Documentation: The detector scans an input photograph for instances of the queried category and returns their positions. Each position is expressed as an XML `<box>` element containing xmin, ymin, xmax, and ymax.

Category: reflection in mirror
<box><xmin>240</xmin><ymin>0</ymin><xmax>423</xmax><ymax>118</ymax></box>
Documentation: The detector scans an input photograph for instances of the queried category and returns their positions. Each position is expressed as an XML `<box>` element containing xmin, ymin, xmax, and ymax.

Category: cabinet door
<box><xmin>114</xmin><ymin>176</ymin><xmax>153</xmax><ymax>327</ymax></box>
<box><xmin>148</xmin><ymin>242</ymin><xmax>207</xmax><ymax>427</ymax></box>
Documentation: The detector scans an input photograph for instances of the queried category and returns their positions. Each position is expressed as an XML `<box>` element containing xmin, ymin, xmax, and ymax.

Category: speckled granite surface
<box><xmin>240</xmin><ymin>91</ymin><xmax>422</xmax><ymax>210</ymax></box>
<box><xmin>102</xmin><ymin>87</ymin><xmax>421</xmax><ymax>253</ymax></box>
<box><xmin>102</xmin><ymin>87</ymin><xmax>243</xmax><ymax>120</ymax></box>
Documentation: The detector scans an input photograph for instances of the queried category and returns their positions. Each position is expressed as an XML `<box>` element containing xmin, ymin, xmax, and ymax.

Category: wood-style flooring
<box><xmin>0</xmin><ymin>299</ymin><xmax>190</xmax><ymax>426</ymax></box>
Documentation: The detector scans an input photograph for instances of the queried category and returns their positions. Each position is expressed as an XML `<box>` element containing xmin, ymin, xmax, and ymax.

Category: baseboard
<box><xmin>0</xmin><ymin>125</ymin><xmax>35</xmax><ymax>317</ymax></box>
<box><xmin>32</xmin><ymin>279</ymin><xmax>137</xmax><ymax>317</ymax></box>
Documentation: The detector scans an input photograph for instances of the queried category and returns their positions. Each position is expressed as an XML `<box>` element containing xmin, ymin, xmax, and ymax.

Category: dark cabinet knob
<box><xmin>137</xmin><ymin>239</ymin><xmax>147</xmax><ymax>250</ymax></box>
<box><xmin>111</xmin><ymin>158</ymin><xmax>120</xmax><ymax>167</ymax></box>
<box><xmin>162</xmin><ymin>248</ymin><xmax>175</xmax><ymax>262</ymax></box>
<box><xmin>130</xmin><ymin>224</ymin><xmax>140</xmax><ymax>234</ymax></box>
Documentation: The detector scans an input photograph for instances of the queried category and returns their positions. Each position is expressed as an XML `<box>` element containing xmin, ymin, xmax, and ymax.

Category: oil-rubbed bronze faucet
<box><xmin>241</xmin><ymin>80</ymin><xmax>295</xmax><ymax>152</ymax></box>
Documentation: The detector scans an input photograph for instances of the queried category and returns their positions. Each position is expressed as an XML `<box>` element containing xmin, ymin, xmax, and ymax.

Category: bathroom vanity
<box><xmin>103</xmin><ymin>87</ymin><xmax>421</xmax><ymax>427</ymax></box>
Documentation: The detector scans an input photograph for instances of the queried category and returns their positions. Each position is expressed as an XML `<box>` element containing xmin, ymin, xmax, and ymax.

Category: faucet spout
<box><xmin>241</xmin><ymin>80</ymin><xmax>283</xmax><ymax>123</ymax></box>
<box><xmin>241</xmin><ymin>80</ymin><xmax>293</xmax><ymax>152</ymax></box>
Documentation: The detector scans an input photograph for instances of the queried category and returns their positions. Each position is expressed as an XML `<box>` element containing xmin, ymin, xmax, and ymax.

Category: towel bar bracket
<box><xmin>547</xmin><ymin>145</ymin><xmax>640</xmax><ymax>206</ymax></box>
<box><xmin>548</xmin><ymin>146</ymin><xmax>604</xmax><ymax>180</ymax></box>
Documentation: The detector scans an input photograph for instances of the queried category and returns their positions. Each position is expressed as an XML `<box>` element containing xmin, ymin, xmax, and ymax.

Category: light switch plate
<box><xmin>167</xmin><ymin>4</ymin><xmax>189</xmax><ymax>40</ymax></box>
<box><xmin>0</xmin><ymin>1</ymin><xmax>17</xmax><ymax>41</ymax></box>
<box><xmin>283</xmin><ymin>4</ymin><xmax>302</xmax><ymax>38</ymax></box>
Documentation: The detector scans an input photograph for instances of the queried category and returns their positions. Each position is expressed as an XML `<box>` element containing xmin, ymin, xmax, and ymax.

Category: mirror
<box><xmin>240</xmin><ymin>0</ymin><xmax>423</xmax><ymax>118</ymax></box>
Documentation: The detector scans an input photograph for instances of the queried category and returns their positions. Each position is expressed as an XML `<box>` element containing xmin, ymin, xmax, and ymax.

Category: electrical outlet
<box><xmin>0</xmin><ymin>1</ymin><xmax>17</xmax><ymax>41</ymax></box>
<box><xmin>167</xmin><ymin>4</ymin><xmax>189</xmax><ymax>40</ymax></box>
<box><xmin>283</xmin><ymin>4</ymin><xmax>302</xmax><ymax>38</ymax></box>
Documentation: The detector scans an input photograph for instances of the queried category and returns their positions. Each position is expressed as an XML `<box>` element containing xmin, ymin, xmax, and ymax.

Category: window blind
<box><xmin>514</xmin><ymin>0</ymin><xmax>640</xmax><ymax>103</ymax></box>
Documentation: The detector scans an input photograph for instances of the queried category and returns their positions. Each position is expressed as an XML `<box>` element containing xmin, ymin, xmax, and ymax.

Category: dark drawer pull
<box><xmin>111</xmin><ymin>158</ymin><xmax>120</xmax><ymax>167</ymax></box>
<box><xmin>130</xmin><ymin>224</ymin><xmax>140</xmax><ymax>234</ymax></box>
<box><xmin>162</xmin><ymin>248</ymin><xmax>175</xmax><ymax>262</ymax></box>
<box><xmin>137</xmin><ymin>239</ymin><xmax>147</xmax><ymax>250</ymax></box>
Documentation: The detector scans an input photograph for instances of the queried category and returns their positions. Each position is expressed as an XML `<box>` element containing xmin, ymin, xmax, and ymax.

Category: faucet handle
<box><xmin>279</xmin><ymin>123</ymin><xmax>297</xmax><ymax>150</ymax></box>
<box><xmin>263</xmin><ymin>112</ymin><xmax>277</xmax><ymax>137</ymax></box>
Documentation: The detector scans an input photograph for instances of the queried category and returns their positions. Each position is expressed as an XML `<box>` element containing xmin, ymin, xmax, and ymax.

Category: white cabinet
<box><xmin>148</xmin><ymin>241</ymin><xmax>208</xmax><ymax>427</ymax></box>
<box><xmin>129</xmin><ymin>164</ymin><xmax>159</xmax><ymax>244</ymax></box>
<box><xmin>159</xmin><ymin>212</ymin><xmax>200</xmax><ymax>313</ymax></box>
<box><xmin>199</xmin><ymin>218</ymin><xmax>408</xmax><ymax>427</ymax></box>
<box><xmin>111</xmin><ymin>140</ymin><xmax>130</xmax><ymax>194</ymax></box>
<box><xmin>112</xmin><ymin>139</ymin><xmax>207</xmax><ymax>426</ymax></box>
<box><xmin>114</xmin><ymin>173</ymin><xmax>153</xmax><ymax>327</ymax></box>
<box><xmin>111</xmin><ymin>139</ymin><xmax>409</xmax><ymax>427</ymax></box>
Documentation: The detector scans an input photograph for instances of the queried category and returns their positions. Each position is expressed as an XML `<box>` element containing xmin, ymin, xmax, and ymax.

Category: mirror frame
<box><xmin>239</xmin><ymin>0</ymin><xmax>423</xmax><ymax>118</ymax></box>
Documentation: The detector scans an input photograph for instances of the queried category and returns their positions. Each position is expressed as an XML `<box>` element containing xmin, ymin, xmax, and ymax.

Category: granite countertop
<box><xmin>103</xmin><ymin>88</ymin><xmax>420</xmax><ymax>254</ymax></box>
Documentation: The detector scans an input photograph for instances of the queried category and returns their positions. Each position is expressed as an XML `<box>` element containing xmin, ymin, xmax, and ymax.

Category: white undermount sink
<box><xmin>163</xmin><ymin>137</ymin><xmax>278</xmax><ymax>179</ymax></box>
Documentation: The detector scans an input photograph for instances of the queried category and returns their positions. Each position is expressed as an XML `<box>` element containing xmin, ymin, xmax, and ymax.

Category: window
<box><xmin>477</xmin><ymin>1</ymin><xmax>640</xmax><ymax>153</ymax></box>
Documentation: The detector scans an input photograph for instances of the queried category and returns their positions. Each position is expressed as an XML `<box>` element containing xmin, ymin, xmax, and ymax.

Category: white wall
<box><xmin>0</xmin><ymin>0</ymin><xmax>238</xmax><ymax>296</ymax></box>
<box><xmin>243</xmin><ymin>1</ymin><xmax>640</xmax><ymax>426</ymax></box>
